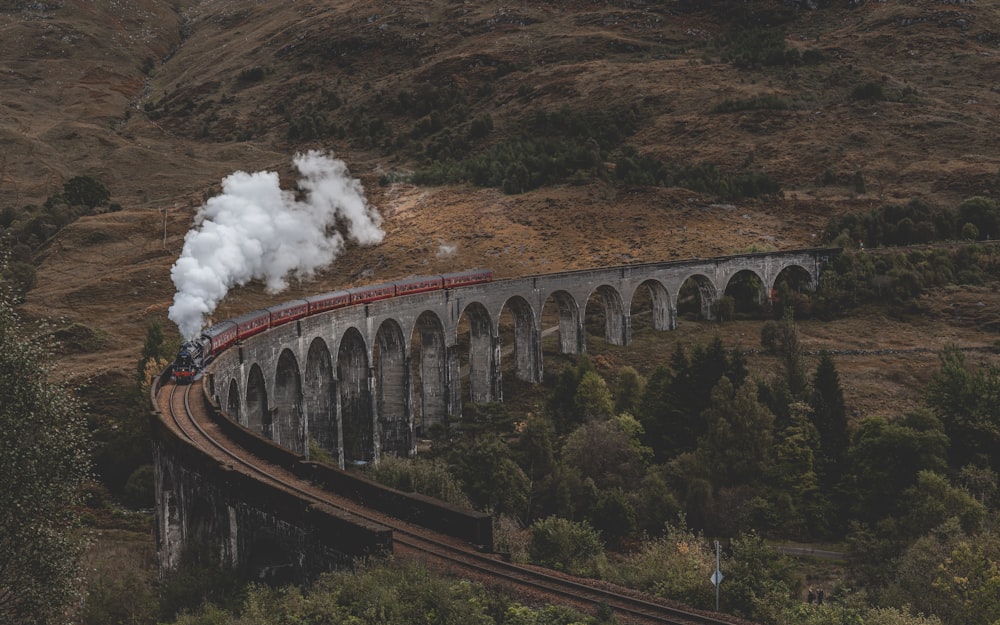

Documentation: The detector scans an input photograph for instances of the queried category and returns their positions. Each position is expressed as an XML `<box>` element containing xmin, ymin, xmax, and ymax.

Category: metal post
<box><xmin>715</xmin><ymin>540</ymin><xmax>721</xmax><ymax>611</ymax></box>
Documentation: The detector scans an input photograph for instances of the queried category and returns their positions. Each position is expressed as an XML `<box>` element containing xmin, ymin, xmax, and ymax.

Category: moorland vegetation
<box><xmin>3</xmin><ymin>0</ymin><xmax>1000</xmax><ymax>623</ymax></box>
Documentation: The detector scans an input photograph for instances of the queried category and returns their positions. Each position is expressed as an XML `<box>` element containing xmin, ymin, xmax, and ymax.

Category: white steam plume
<box><xmin>436</xmin><ymin>241</ymin><xmax>457</xmax><ymax>258</ymax></box>
<box><xmin>168</xmin><ymin>151</ymin><xmax>384</xmax><ymax>340</ymax></box>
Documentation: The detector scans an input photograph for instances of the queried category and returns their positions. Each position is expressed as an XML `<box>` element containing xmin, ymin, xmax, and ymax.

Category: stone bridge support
<box><xmin>152</xmin><ymin>423</ymin><xmax>387</xmax><ymax>583</ymax></box>
<box><xmin>206</xmin><ymin>249</ymin><xmax>837</xmax><ymax>468</ymax></box>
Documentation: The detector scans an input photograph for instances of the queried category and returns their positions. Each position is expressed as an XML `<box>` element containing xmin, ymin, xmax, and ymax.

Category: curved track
<box><xmin>157</xmin><ymin>379</ymin><xmax>745</xmax><ymax>625</ymax></box>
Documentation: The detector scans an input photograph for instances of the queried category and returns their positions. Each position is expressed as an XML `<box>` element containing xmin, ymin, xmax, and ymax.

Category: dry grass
<box><xmin>2</xmin><ymin>0</ymin><xmax>999</xmax><ymax>404</ymax></box>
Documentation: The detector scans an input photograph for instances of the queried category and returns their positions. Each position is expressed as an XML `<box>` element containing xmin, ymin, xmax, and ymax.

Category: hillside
<box><xmin>2</xmin><ymin>0</ymin><xmax>1000</xmax><ymax>386</ymax></box>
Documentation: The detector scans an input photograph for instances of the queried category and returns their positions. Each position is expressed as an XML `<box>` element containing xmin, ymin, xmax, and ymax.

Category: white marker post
<box><xmin>710</xmin><ymin>539</ymin><xmax>723</xmax><ymax>611</ymax></box>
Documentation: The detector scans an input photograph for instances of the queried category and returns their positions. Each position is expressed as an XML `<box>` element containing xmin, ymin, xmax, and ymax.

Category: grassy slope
<box><xmin>1</xmin><ymin>0</ymin><xmax>998</xmax><ymax>395</ymax></box>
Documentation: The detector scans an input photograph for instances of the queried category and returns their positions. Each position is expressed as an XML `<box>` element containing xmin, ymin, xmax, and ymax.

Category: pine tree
<box><xmin>810</xmin><ymin>351</ymin><xmax>849</xmax><ymax>487</ymax></box>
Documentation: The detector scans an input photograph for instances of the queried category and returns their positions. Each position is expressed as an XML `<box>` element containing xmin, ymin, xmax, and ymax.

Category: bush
<box><xmin>957</xmin><ymin>196</ymin><xmax>1000</xmax><ymax>240</ymax></box>
<box><xmin>718</xmin><ymin>27</ymin><xmax>798</xmax><ymax>69</ymax></box>
<box><xmin>237</xmin><ymin>66</ymin><xmax>265</xmax><ymax>83</ymax></box>
<box><xmin>711</xmin><ymin>94</ymin><xmax>791</xmax><ymax>113</ymax></box>
<box><xmin>123</xmin><ymin>464</ymin><xmax>155</xmax><ymax>509</ymax></box>
<box><xmin>0</xmin><ymin>261</ymin><xmax>35</xmax><ymax>300</ymax></box>
<box><xmin>366</xmin><ymin>455</ymin><xmax>472</xmax><ymax>508</ymax></box>
<box><xmin>851</xmin><ymin>82</ymin><xmax>885</xmax><ymax>102</ymax></box>
<box><xmin>63</xmin><ymin>175</ymin><xmax>110</xmax><ymax>209</ymax></box>
<box><xmin>527</xmin><ymin>516</ymin><xmax>605</xmax><ymax>576</ymax></box>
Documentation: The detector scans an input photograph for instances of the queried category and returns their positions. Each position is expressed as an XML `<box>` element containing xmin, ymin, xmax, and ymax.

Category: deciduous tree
<box><xmin>0</xmin><ymin>293</ymin><xmax>91</xmax><ymax>624</ymax></box>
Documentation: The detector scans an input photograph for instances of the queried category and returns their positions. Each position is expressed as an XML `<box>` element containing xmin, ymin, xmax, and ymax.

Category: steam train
<box><xmin>171</xmin><ymin>269</ymin><xmax>494</xmax><ymax>383</ymax></box>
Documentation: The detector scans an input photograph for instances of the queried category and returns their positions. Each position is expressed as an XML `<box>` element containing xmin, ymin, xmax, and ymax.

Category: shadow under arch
<box><xmin>305</xmin><ymin>337</ymin><xmax>339</xmax><ymax>466</ymax></box>
<box><xmin>541</xmin><ymin>289</ymin><xmax>582</xmax><ymax>356</ymax></box>
<box><xmin>498</xmin><ymin>295</ymin><xmax>540</xmax><ymax>384</ymax></box>
<box><xmin>410</xmin><ymin>310</ymin><xmax>447</xmax><ymax>437</ymax></box>
<box><xmin>226</xmin><ymin>378</ymin><xmax>241</xmax><ymax>423</ymax></box>
<box><xmin>584</xmin><ymin>284</ymin><xmax>628</xmax><ymax>346</ymax></box>
<box><xmin>771</xmin><ymin>263</ymin><xmax>816</xmax><ymax>315</ymax></box>
<box><xmin>723</xmin><ymin>268</ymin><xmax>768</xmax><ymax>316</ymax></box>
<box><xmin>274</xmin><ymin>349</ymin><xmax>304</xmax><ymax>453</ymax></box>
<box><xmin>675</xmin><ymin>273</ymin><xmax>718</xmax><ymax>321</ymax></box>
<box><xmin>457</xmin><ymin>301</ymin><xmax>497</xmax><ymax>405</ymax></box>
<box><xmin>629</xmin><ymin>279</ymin><xmax>673</xmax><ymax>333</ymax></box>
<box><xmin>374</xmin><ymin>318</ymin><xmax>411</xmax><ymax>457</ymax></box>
<box><xmin>246</xmin><ymin>363</ymin><xmax>271</xmax><ymax>439</ymax></box>
<box><xmin>338</xmin><ymin>327</ymin><xmax>373</xmax><ymax>465</ymax></box>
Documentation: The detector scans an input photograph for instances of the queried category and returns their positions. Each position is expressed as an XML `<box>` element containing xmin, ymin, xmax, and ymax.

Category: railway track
<box><xmin>157</xmin><ymin>379</ymin><xmax>746</xmax><ymax>625</ymax></box>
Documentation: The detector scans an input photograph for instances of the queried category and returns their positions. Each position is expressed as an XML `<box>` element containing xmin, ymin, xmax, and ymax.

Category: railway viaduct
<box><xmin>152</xmin><ymin>247</ymin><xmax>838</xmax><ymax>580</ymax></box>
<box><xmin>205</xmin><ymin>247</ymin><xmax>837</xmax><ymax>465</ymax></box>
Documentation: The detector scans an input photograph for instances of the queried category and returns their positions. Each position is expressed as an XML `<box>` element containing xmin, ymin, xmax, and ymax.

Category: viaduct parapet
<box><xmin>205</xmin><ymin>248</ymin><xmax>838</xmax><ymax>467</ymax></box>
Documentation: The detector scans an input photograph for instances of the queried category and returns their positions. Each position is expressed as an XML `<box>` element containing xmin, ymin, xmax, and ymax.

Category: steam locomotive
<box><xmin>171</xmin><ymin>269</ymin><xmax>494</xmax><ymax>383</ymax></box>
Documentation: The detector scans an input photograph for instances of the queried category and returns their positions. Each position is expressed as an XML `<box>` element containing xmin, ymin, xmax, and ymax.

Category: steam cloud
<box><xmin>437</xmin><ymin>241</ymin><xmax>457</xmax><ymax>258</ymax></box>
<box><xmin>168</xmin><ymin>151</ymin><xmax>384</xmax><ymax>340</ymax></box>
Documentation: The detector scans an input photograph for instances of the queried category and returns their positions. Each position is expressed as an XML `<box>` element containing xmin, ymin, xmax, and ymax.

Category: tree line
<box><xmin>367</xmin><ymin>310</ymin><xmax>1000</xmax><ymax>625</ymax></box>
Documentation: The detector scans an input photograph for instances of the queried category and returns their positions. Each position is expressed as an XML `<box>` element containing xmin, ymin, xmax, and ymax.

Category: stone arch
<box><xmin>541</xmin><ymin>290</ymin><xmax>582</xmax><ymax>355</ymax></box>
<box><xmin>498</xmin><ymin>295</ymin><xmax>541</xmax><ymax>383</ymax></box>
<box><xmin>374</xmin><ymin>318</ymin><xmax>411</xmax><ymax>457</ymax></box>
<box><xmin>226</xmin><ymin>378</ymin><xmax>241</xmax><ymax>422</ymax></box>
<box><xmin>305</xmin><ymin>338</ymin><xmax>339</xmax><ymax>466</ymax></box>
<box><xmin>675</xmin><ymin>273</ymin><xmax>718</xmax><ymax>321</ymax></box>
<box><xmin>458</xmin><ymin>301</ymin><xmax>498</xmax><ymax>405</ymax></box>
<box><xmin>411</xmin><ymin>310</ymin><xmax>447</xmax><ymax>437</ymax></box>
<box><xmin>771</xmin><ymin>263</ymin><xmax>815</xmax><ymax>294</ymax></box>
<box><xmin>629</xmin><ymin>279</ymin><xmax>673</xmax><ymax>333</ymax></box>
<box><xmin>584</xmin><ymin>285</ymin><xmax>628</xmax><ymax>346</ymax></box>
<box><xmin>338</xmin><ymin>328</ymin><xmax>373</xmax><ymax>465</ymax></box>
<box><xmin>723</xmin><ymin>269</ymin><xmax>768</xmax><ymax>315</ymax></box>
<box><xmin>274</xmin><ymin>349</ymin><xmax>304</xmax><ymax>453</ymax></box>
<box><xmin>770</xmin><ymin>263</ymin><xmax>816</xmax><ymax>316</ymax></box>
<box><xmin>246</xmin><ymin>364</ymin><xmax>271</xmax><ymax>439</ymax></box>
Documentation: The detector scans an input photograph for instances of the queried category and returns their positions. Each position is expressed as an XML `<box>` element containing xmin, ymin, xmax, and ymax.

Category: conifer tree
<box><xmin>810</xmin><ymin>351</ymin><xmax>849</xmax><ymax>488</ymax></box>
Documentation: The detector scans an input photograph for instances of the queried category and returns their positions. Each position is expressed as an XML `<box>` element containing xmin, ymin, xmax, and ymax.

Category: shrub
<box><xmin>851</xmin><ymin>82</ymin><xmax>885</xmax><ymax>101</ymax></box>
<box><xmin>366</xmin><ymin>455</ymin><xmax>472</xmax><ymax>508</ymax></box>
<box><xmin>711</xmin><ymin>94</ymin><xmax>791</xmax><ymax>113</ymax></box>
<box><xmin>527</xmin><ymin>516</ymin><xmax>605</xmax><ymax>576</ymax></box>
<box><xmin>0</xmin><ymin>261</ymin><xmax>35</xmax><ymax>300</ymax></box>
<box><xmin>957</xmin><ymin>196</ymin><xmax>1000</xmax><ymax>240</ymax></box>
<box><xmin>718</xmin><ymin>27</ymin><xmax>797</xmax><ymax>69</ymax></box>
<box><xmin>123</xmin><ymin>464</ymin><xmax>155</xmax><ymax>508</ymax></box>
<box><xmin>63</xmin><ymin>175</ymin><xmax>110</xmax><ymax>209</ymax></box>
<box><xmin>237</xmin><ymin>66</ymin><xmax>265</xmax><ymax>83</ymax></box>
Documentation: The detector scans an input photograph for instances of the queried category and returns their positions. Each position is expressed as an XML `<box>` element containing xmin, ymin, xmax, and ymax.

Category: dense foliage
<box><xmin>787</xmin><ymin>245</ymin><xmax>1000</xmax><ymax>319</ymax></box>
<box><xmin>367</xmin><ymin>297</ymin><xmax>1000</xmax><ymax>623</ymax></box>
<box><xmin>160</xmin><ymin>560</ymin><xmax>605</xmax><ymax>625</ymax></box>
<box><xmin>823</xmin><ymin>196</ymin><xmax>1000</xmax><ymax>248</ymax></box>
<box><xmin>408</xmin><ymin>105</ymin><xmax>781</xmax><ymax>200</ymax></box>
<box><xmin>0</xmin><ymin>289</ymin><xmax>91</xmax><ymax>624</ymax></box>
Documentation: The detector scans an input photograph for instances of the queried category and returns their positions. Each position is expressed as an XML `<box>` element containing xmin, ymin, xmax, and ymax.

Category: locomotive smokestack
<box><xmin>167</xmin><ymin>151</ymin><xmax>384</xmax><ymax>340</ymax></box>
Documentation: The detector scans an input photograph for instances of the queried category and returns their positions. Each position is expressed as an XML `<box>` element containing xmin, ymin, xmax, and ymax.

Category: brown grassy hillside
<box><xmin>2</xmin><ymin>0</ymin><xmax>1000</xmax><ymax>393</ymax></box>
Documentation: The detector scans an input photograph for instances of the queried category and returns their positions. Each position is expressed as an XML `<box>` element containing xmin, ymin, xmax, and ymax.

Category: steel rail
<box><xmin>159</xmin><ymin>380</ymin><xmax>741</xmax><ymax>625</ymax></box>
